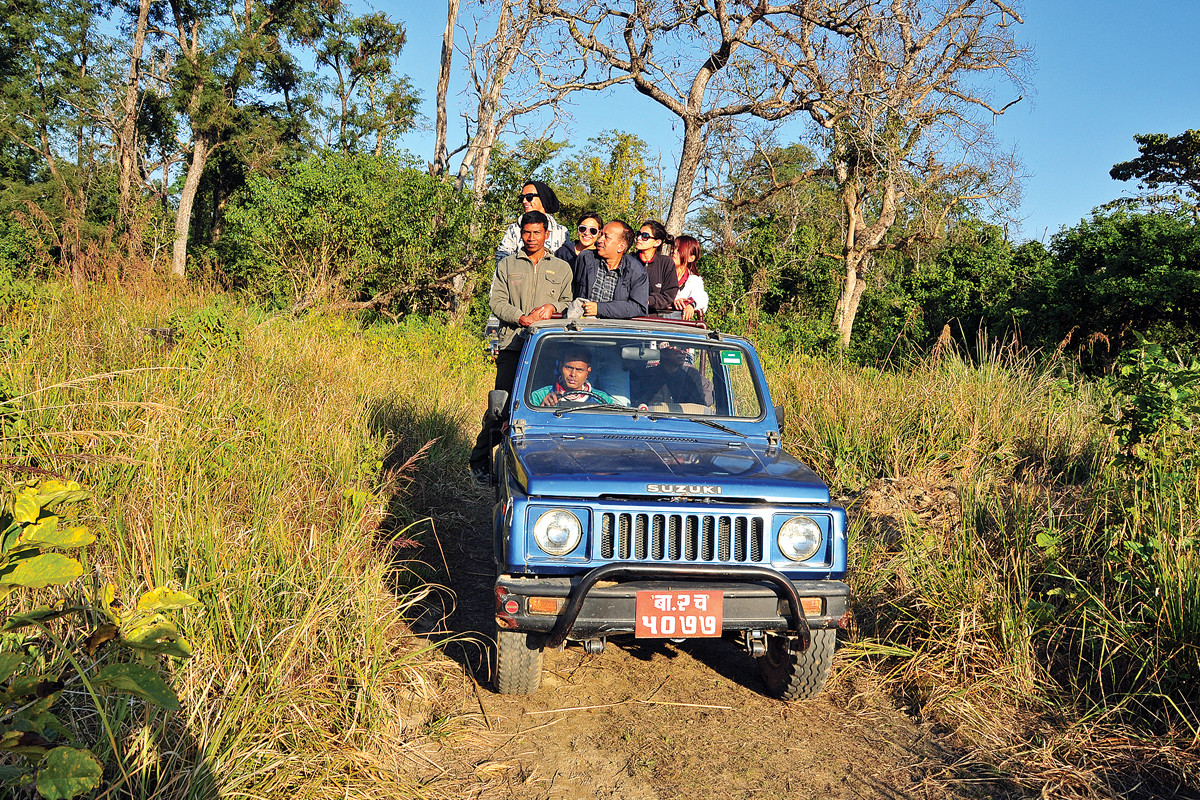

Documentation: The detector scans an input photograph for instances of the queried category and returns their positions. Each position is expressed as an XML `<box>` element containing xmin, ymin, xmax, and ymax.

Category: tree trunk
<box><xmin>118</xmin><ymin>0</ymin><xmax>151</xmax><ymax>232</ymax></box>
<box><xmin>171</xmin><ymin>134</ymin><xmax>210</xmax><ymax>278</ymax></box>
<box><xmin>431</xmin><ymin>0</ymin><xmax>460</xmax><ymax>177</ymax></box>
<box><xmin>833</xmin><ymin>257</ymin><xmax>867</xmax><ymax>348</ymax></box>
<box><xmin>665</xmin><ymin>118</ymin><xmax>704</xmax><ymax>236</ymax></box>
<box><xmin>468</xmin><ymin>112</ymin><xmax>500</xmax><ymax>202</ymax></box>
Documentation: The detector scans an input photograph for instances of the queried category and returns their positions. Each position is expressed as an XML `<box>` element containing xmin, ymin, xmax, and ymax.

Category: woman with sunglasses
<box><xmin>633</xmin><ymin>219</ymin><xmax>679</xmax><ymax>314</ymax></box>
<box><xmin>554</xmin><ymin>211</ymin><xmax>604</xmax><ymax>269</ymax></box>
<box><xmin>495</xmin><ymin>180</ymin><xmax>569</xmax><ymax>264</ymax></box>
<box><xmin>671</xmin><ymin>235</ymin><xmax>708</xmax><ymax>320</ymax></box>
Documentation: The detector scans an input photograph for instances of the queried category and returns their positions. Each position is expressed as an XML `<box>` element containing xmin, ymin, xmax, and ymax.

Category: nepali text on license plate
<box><xmin>634</xmin><ymin>590</ymin><xmax>723</xmax><ymax>638</ymax></box>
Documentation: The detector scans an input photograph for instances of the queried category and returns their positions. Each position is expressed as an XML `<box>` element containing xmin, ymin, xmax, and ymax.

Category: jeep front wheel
<box><xmin>495</xmin><ymin>629</ymin><xmax>544</xmax><ymax>695</ymax></box>
<box><xmin>756</xmin><ymin>628</ymin><xmax>835</xmax><ymax>701</ymax></box>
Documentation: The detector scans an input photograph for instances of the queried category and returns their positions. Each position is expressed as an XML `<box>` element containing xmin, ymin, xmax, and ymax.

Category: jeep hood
<box><xmin>509</xmin><ymin>435</ymin><xmax>831</xmax><ymax>504</ymax></box>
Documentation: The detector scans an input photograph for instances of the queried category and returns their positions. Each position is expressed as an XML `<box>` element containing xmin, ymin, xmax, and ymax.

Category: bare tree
<box><xmin>453</xmin><ymin>0</ymin><xmax>627</xmax><ymax>201</ymax></box>
<box><xmin>712</xmin><ymin>1</ymin><xmax>1028</xmax><ymax>347</ymax></box>
<box><xmin>543</xmin><ymin>0</ymin><xmax>856</xmax><ymax>236</ymax></box>
<box><xmin>430</xmin><ymin>0</ymin><xmax>461</xmax><ymax>177</ymax></box>
<box><xmin>806</xmin><ymin>1</ymin><xmax>1027</xmax><ymax>347</ymax></box>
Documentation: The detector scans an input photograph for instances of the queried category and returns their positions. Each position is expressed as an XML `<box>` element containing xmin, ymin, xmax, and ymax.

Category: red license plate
<box><xmin>635</xmin><ymin>590</ymin><xmax>723</xmax><ymax>638</ymax></box>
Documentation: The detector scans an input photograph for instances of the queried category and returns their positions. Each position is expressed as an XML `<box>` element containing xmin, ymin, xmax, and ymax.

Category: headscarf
<box><xmin>526</xmin><ymin>180</ymin><xmax>560</xmax><ymax>214</ymax></box>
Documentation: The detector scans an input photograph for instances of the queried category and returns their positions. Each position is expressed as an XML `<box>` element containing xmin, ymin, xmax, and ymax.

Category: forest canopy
<box><xmin>0</xmin><ymin>0</ymin><xmax>1196</xmax><ymax>367</ymax></box>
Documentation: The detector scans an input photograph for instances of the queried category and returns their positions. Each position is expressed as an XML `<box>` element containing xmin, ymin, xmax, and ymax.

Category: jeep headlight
<box><xmin>778</xmin><ymin>516</ymin><xmax>822</xmax><ymax>561</ymax></box>
<box><xmin>532</xmin><ymin>509</ymin><xmax>582</xmax><ymax>556</ymax></box>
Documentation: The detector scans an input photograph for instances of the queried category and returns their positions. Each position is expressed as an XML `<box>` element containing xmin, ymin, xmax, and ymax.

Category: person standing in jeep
<box><xmin>469</xmin><ymin>211</ymin><xmax>573</xmax><ymax>483</ymax></box>
<box><xmin>569</xmin><ymin>221</ymin><xmax>649</xmax><ymax>319</ymax></box>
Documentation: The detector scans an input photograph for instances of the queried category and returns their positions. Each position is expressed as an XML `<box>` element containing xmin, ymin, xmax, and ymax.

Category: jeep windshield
<box><xmin>522</xmin><ymin>332</ymin><xmax>765</xmax><ymax>419</ymax></box>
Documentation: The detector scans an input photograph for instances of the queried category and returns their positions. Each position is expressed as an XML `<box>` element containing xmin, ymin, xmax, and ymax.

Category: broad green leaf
<box><xmin>1</xmin><ymin>606</ymin><xmax>83</xmax><ymax>632</ymax></box>
<box><xmin>0</xmin><ymin>730</ymin><xmax>51</xmax><ymax>758</ymax></box>
<box><xmin>0</xmin><ymin>651</ymin><xmax>24</xmax><ymax>683</ymax></box>
<box><xmin>136</xmin><ymin>587</ymin><xmax>200</xmax><ymax>613</ymax></box>
<box><xmin>31</xmin><ymin>482</ymin><xmax>89</xmax><ymax>512</ymax></box>
<box><xmin>0</xmin><ymin>554</ymin><xmax>83</xmax><ymax>589</ymax></box>
<box><xmin>20</xmin><ymin>518</ymin><xmax>94</xmax><ymax>550</ymax></box>
<box><xmin>92</xmin><ymin>663</ymin><xmax>180</xmax><ymax>710</ymax></box>
<box><xmin>13</xmin><ymin>493</ymin><xmax>39</xmax><ymax>525</ymax></box>
<box><xmin>26</xmin><ymin>694</ymin><xmax>58</xmax><ymax>717</ymax></box>
<box><xmin>0</xmin><ymin>521</ymin><xmax>19</xmax><ymax>556</ymax></box>
<box><xmin>35</xmin><ymin>747</ymin><xmax>103</xmax><ymax>800</ymax></box>
<box><xmin>0</xmin><ymin>675</ymin><xmax>62</xmax><ymax>705</ymax></box>
<box><xmin>121</xmin><ymin>621</ymin><xmax>193</xmax><ymax>659</ymax></box>
<box><xmin>0</xmin><ymin>554</ymin><xmax>82</xmax><ymax>592</ymax></box>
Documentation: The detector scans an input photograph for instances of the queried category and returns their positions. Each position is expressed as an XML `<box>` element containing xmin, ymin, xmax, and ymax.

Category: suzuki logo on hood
<box><xmin>647</xmin><ymin>484</ymin><xmax>722</xmax><ymax>495</ymax></box>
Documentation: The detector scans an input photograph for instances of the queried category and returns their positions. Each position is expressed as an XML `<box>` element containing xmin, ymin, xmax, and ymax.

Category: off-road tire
<box><xmin>495</xmin><ymin>629</ymin><xmax>544</xmax><ymax>694</ymax></box>
<box><xmin>756</xmin><ymin>628</ymin><xmax>835</xmax><ymax>701</ymax></box>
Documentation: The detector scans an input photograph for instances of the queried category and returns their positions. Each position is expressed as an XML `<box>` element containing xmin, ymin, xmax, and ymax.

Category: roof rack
<box><xmin>537</xmin><ymin>314</ymin><xmax>707</xmax><ymax>330</ymax></box>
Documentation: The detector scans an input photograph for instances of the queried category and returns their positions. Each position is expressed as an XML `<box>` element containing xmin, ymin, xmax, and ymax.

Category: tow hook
<box><xmin>583</xmin><ymin>637</ymin><xmax>606</xmax><ymax>655</ymax></box>
<box><xmin>744</xmin><ymin>630</ymin><xmax>766</xmax><ymax>658</ymax></box>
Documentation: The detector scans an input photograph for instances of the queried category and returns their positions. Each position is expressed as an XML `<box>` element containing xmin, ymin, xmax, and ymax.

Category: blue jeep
<box><xmin>485</xmin><ymin>318</ymin><xmax>850</xmax><ymax>699</ymax></box>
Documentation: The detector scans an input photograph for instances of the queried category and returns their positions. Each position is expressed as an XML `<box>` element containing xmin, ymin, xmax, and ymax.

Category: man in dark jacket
<box><xmin>570</xmin><ymin>221</ymin><xmax>649</xmax><ymax>319</ymax></box>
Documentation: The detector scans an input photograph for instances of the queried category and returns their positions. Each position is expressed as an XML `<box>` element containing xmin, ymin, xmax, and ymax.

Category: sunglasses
<box><xmin>578</xmin><ymin>225</ymin><xmax>599</xmax><ymax>235</ymax></box>
<box><xmin>520</xmin><ymin>192</ymin><xmax>539</xmax><ymax>202</ymax></box>
<box><xmin>636</xmin><ymin>231</ymin><xmax>656</xmax><ymax>240</ymax></box>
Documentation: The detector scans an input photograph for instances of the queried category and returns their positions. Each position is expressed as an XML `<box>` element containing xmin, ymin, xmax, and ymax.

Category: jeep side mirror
<box><xmin>488</xmin><ymin>389</ymin><xmax>510</xmax><ymax>419</ymax></box>
<box><xmin>775</xmin><ymin>403</ymin><xmax>787</xmax><ymax>432</ymax></box>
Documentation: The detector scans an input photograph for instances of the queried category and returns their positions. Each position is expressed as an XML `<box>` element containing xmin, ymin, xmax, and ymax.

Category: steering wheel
<box><xmin>543</xmin><ymin>389</ymin><xmax>611</xmax><ymax>406</ymax></box>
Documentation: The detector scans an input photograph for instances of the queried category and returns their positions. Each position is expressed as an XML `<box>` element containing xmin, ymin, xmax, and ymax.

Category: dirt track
<box><xmin>407</xmin><ymin>483</ymin><xmax>1006</xmax><ymax>800</ymax></box>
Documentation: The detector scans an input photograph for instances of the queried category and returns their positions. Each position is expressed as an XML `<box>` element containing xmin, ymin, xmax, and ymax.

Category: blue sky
<box><xmin>383</xmin><ymin>1</ymin><xmax>1200</xmax><ymax>243</ymax></box>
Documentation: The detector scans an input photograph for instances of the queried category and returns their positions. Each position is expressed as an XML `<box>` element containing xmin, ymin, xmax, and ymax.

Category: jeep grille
<box><xmin>598</xmin><ymin>513</ymin><xmax>765</xmax><ymax>563</ymax></box>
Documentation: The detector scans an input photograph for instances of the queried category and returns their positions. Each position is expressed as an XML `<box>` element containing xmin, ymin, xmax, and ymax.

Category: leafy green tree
<box><xmin>696</xmin><ymin>142</ymin><xmax>840</xmax><ymax>341</ymax></box>
<box><xmin>1026</xmin><ymin>211</ymin><xmax>1200</xmax><ymax>369</ymax></box>
<box><xmin>0</xmin><ymin>0</ymin><xmax>117</xmax><ymax>287</ymax></box>
<box><xmin>1110</xmin><ymin>129</ymin><xmax>1200</xmax><ymax>217</ymax></box>
<box><xmin>483</xmin><ymin>137</ymin><xmax>568</xmax><ymax>219</ymax></box>
<box><xmin>155</xmin><ymin>0</ymin><xmax>253</xmax><ymax>275</ymax></box>
<box><xmin>292</xmin><ymin>6</ymin><xmax>418</xmax><ymax>154</ymax></box>
<box><xmin>903</xmin><ymin>221</ymin><xmax>1020</xmax><ymax>343</ymax></box>
<box><xmin>556</xmin><ymin>131</ymin><xmax>660</xmax><ymax>225</ymax></box>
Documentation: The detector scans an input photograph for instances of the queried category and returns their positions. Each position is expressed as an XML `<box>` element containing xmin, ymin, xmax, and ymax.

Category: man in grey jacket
<box><xmin>470</xmin><ymin>211</ymin><xmax>574</xmax><ymax>482</ymax></box>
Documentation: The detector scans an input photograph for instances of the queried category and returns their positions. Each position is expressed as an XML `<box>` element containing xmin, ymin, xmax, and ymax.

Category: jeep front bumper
<box><xmin>495</xmin><ymin>563</ymin><xmax>851</xmax><ymax>649</ymax></box>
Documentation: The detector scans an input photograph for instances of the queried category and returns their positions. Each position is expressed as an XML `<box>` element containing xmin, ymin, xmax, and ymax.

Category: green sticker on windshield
<box><xmin>720</xmin><ymin>350</ymin><xmax>743</xmax><ymax>366</ymax></box>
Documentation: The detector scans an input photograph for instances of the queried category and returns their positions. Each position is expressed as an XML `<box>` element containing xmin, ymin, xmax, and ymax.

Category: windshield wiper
<box><xmin>647</xmin><ymin>415</ymin><xmax>747</xmax><ymax>437</ymax></box>
<box><xmin>554</xmin><ymin>403</ymin><xmax>640</xmax><ymax>416</ymax></box>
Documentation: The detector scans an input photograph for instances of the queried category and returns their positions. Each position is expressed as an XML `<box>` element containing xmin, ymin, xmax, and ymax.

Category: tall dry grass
<box><xmin>772</xmin><ymin>338</ymin><xmax>1200</xmax><ymax>797</ymax></box>
<box><xmin>6</xmin><ymin>283</ymin><xmax>1195</xmax><ymax>798</ymax></box>
<box><xmin>0</xmin><ymin>281</ymin><xmax>493</xmax><ymax>798</ymax></box>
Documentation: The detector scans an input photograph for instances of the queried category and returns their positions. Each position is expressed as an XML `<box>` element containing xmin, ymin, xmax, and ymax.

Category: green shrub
<box><xmin>0</xmin><ymin>479</ymin><xmax>196</xmax><ymax>799</ymax></box>
<box><xmin>220</xmin><ymin>150</ymin><xmax>492</xmax><ymax>313</ymax></box>
<box><xmin>1103</xmin><ymin>338</ymin><xmax>1200</xmax><ymax>473</ymax></box>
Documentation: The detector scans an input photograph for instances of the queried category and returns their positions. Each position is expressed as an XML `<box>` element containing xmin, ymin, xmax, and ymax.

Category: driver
<box><xmin>530</xmin><ymin>347</ymin><xmax>615</xmax><ymax>407</ymax></box>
